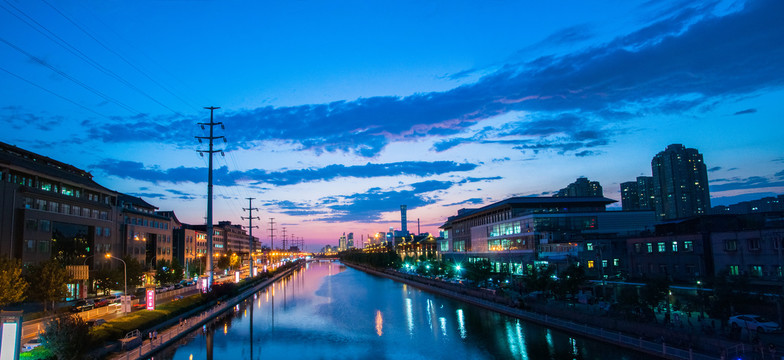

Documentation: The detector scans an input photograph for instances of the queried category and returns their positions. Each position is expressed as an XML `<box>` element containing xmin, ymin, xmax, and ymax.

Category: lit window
<box><xmin>586</xmin><ymin>243</ymin><xmax>594</xmax><ymax>251</ymax></box>
<box><xmin>602</xmin><ymin>260</ymin><xmax>608</xmax><ymax>268</ymax></box>
<box><xmin>684</xmin><ymin>241</ymin><xmax>693</xmax><ymax>252</ymax></box>
<box><xmin>647</xmin><ymin>243</ymin><xmax>653</xmax><ymax>253</ymax></box>
<box><xmin>672</xmin><ymin>241</ymin><xmax>678</xmax><ymax>252</ymax></box>
<box><xmin>658</xmin><ymin>242</ymin><xmax>666</xmax><ymax>252</ymax></box>
<box><xmin>588</xmin><ymin>260</ymin><xmax>594</xmax><ymax>269</ymax></box>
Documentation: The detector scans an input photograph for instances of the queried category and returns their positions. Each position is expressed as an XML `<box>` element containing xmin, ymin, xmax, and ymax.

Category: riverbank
<box><xmin>104</xmin><ymin>261</ymin><xmax>304</xmax><ymax>360</ymax></box>
<box><xmin>345</xmin><ymin>262</ymin><xmax>743</xmax><ymax>360</ymax></box>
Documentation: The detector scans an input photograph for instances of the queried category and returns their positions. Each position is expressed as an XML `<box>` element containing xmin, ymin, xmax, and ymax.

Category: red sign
<box><xmin>146</xmin><ymin>289</ymin><xmax>155</xmax><ymax>310</ymax></box>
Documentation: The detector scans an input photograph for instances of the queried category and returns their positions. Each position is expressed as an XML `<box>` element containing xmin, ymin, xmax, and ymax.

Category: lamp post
<box><xmin>105</xmin><ymin>254</ymin><xmax>127</xmax><ymax>297</ymax></box>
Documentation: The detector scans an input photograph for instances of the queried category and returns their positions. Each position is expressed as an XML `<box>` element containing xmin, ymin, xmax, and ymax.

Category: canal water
<box><xmin>154</xmin><ymin>261</ymin><xmax>655</xmax><ymax>360</ymax></box>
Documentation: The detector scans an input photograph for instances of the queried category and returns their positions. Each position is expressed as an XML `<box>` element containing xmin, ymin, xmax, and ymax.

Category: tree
<box><xmin>0</xmin><ymin>257</ymin><xmax>27</xmax><ymax>309</ymax></box>
<box><xmin>40</xmin><ymin>313</ymin><xmax>91</xmax><ymax>360</ymax></box>
<box><xmin>555</xmin><ymin>263</ymin><xmax>586</xmax><ymax>298</ymax></box>
<box><xmin>155</xmin><ymin>259</ymin><xmax>184</xmax><ymax>284</ymax></box>
<box><xmin>640</xmin><ymin>276</ymin><xmax>670</xmax><ymax>309</ymax></box>
<box><xmin>122</xmin><ymin>255</ymin><xmax>145</xmax><ymax>289</ymax></box>
<box><xmin>464</xmin><ymin>259</ymin><xmax>493</xmax><ymax>287</ymax></box>
<box><xmin>26</xmin><ymin>260</ymin><xmax>71</xmax><ymax>312</ymax></box>
<box><xmin>524</xmin><ymin>264</ymin><xmax>555</xmax><ymax>293</ymax></box>
<box><xmin>217</xmin><ymin>255</ymin><xmax>231</xmax><ymax>271</ymax></box>
<box><xmin>229</xmin><ymin>253</ymin><xmax>241</xmax><ymax>269</ymax></box>
<box><xmin>93</xmin><ymin>267</ymin><xmax>119</xmax><ymax>296</ymax></box>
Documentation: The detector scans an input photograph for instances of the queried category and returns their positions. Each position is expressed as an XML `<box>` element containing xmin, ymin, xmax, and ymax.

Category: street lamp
<box><xmin>105</xmin><ymin>253</ymin><xmax>127</xmax><ymax>298</ymax></box>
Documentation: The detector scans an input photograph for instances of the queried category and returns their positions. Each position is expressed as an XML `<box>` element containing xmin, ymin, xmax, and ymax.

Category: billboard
<box><xmin>146</xmin><ymin>289</ymin><xmax>155</xmax><ymax>310</ymax></box>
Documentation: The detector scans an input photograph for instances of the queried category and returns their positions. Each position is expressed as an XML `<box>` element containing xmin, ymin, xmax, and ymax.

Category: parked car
<box><xmin>70</xmin><ymin>299</ymin><xmax>95</xmax><ymax>312</ymax></box>
<box><xmin>94</xmin><ymin>297</ymin><xmax>112</xmax><ymax>308</ymax></box>
<box><xmin>22</xmin><ymin>337</ymin><xmax>43</xmax><ymax>352</ymax></box>
<box><xmin>729</xmin><ymin>314</ymin><xmax>780</xmax><ymax>333</ymax></box>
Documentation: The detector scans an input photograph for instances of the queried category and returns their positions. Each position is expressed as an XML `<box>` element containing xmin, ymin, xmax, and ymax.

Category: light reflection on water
<box><xmin>154</xmin><ymin>262</ymin><xmax>655</xmax><ymax>360</ymax></box>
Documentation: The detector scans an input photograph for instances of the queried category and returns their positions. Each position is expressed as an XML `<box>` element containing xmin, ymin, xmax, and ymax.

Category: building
<box><xmin>555</xmin><ymin>177</ymin><xmax>603</xmax><ymax>198</ymax></box>
<box><xmin>620</xmin><ymin>176</ymin><xmax>654</xmax><ymax>211</ymax></box>
<box><xmin>400</xmin><ymin>205</ymin><xmax>408</xmax><ymax>234</ymax></box>
<box><xmin>651</xmin><ymin>144</ymin><xmax>710</xmax><ymax>220</ymax></box>
<box><xmin>440</xmin><ymin>196</ymin><xmax>655</xmax><ymax>276</ymax></box>
<box><xmin>711</xmin><ymin>195</ymin><xmax>784</xmax><ymax>215</ymax></box>
<box><xmin>118</xmin><ymin>194</ymin><xmax>173</xmax><ymax>268</ymax></box>
<box><xmin>0</xmin><ymin>142</ymin><xmax>120</xmax><ymax>297</ymax></box>
<box><xmin>347</xmin><ymin>232</ymin><xmax>354</xmax><ymax>249</ymax></box>
<box><xmin>626</xmin><ymin>213</ymin><xmax>784</xmax><ymax>287</ymax></box>
<box><xmin>338</xmin><ymin>233</ymin><xmax>347</xmax><ymax>251</ymax></box>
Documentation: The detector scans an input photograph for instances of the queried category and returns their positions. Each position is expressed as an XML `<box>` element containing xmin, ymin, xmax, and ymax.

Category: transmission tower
<box><xmin>196</xmin><ymin>106</ymin><xmax>224</xmax><ymax>289</ymax></box>
<box><xmin>242</xmin><ymin>198</ymin><xmax>259</xmax><ymax>271</ymax></box>
<box><xmin>268</xmin><ymin>218</ymin><xmax>276</xmax><ymax>250</ymax></box>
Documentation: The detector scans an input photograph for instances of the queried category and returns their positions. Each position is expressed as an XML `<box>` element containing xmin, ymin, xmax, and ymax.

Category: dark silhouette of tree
<box><xmin>0</xmin><ymin>257</ymin><xmax>27</xmax><ymax>309</ymax></box>
<box><xmin>122</xmin><ymin>255</ymin><xmax>145</xmax><ymax>289</ymax></box>
<box><xmin>640</xmin><ymin>276</ymin><xmax>669</xmax><ymax>309</ymax></box>
<box><xmin>464</xmin><ymin>260</ymin><xmax>493</xmax><ymax>287</ymax></box>
<box><xmin>40</xmin><ymin>313</ymin><xmax>91</xmax><ymax>360</ymax></box>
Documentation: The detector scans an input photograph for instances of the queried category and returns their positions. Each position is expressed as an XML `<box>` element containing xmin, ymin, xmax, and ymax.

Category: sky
<box><xmin>1</xmin><ymin>0</ymin><xmax>783</xmax><ymax>250</ymax></box>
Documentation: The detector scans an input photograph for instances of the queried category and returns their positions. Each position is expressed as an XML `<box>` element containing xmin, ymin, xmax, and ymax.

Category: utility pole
<box><xmin>242</xmin><ymin>197</ymin><xmax>259</xmax><ymax>274</ymax></box>
<box><xmin>196</xmin><ymin>106</ymin><xmax>224</xmax><ymax>290</ymax></box>
<box><xmin>268</xmin><ymin>218</ymin><xmax>276</xmax><ymax>250</ymax></box>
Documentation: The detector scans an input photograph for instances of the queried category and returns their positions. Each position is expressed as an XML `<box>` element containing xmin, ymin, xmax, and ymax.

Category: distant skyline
<box><xmin>2</xmin><ymin>0</ymin><xmax>783</xmax><ymax>249</ymax></box>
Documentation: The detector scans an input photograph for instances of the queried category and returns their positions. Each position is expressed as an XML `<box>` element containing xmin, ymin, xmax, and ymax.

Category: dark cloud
<box><xmin>165</xmin><ymin>189</ymin><xmax>197</xmax><ymax>200</ymax></box>
<box><xmin>91</xmin><ymin>159</ymin><xmax>478</xmax><ymax>186</ymax></box>
<box><xmin>442</xmin><ymin>198</ymin><xmax>484</xmax><ymax>207</ymax></box>
<box><xmin>710</xmin><ymin>175</ymin><xmax>784</xmax><ymax>192</ymax></box>
<box><xmin>710</xmin><ymin>192</ymin><xmax>781</xmax><ymax>207</ymax></box>
<box><xmin>776</xmin><ymin>169</ymin><xmax>784</xmax><ymax>179</ymax></box>
<box><xmin>128</xmin><ymin>192</ymin><xmax>167</xmax><ymax>199</ymax></box>
<box><xmin>708</xmin><ymin>166</ymin><xmax>722</xmax><ymax>172</ymax></box>
<box><xmin>574</xmin><ymin>150</ymin><xmax>598</xmax><ymax>157</ymax></box>
<box><xmin>84</xmin><ymin>0</ymin><xmax>783</xmax><ymax>158</ymax></box>
<box><xmin>458</xmin><ymin>176</ymin><xmax>503</xmax><ymax>184</ymax></box>
<box><xmin>733</xmin><ymin>108</ymin><xmax>757</xmax><ymax>115</ymax></box>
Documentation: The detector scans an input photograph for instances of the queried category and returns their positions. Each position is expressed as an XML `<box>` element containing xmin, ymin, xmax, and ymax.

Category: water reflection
<box><xmin>155</xmin><ymin>262</ymin><xmax>655</xmax><ymax>360</ymax></box>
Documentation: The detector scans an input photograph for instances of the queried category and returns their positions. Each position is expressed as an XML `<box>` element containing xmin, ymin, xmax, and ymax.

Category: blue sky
<box><xmin>2</xmin><ymin>0</ymin><xmax>783</xmax><ymax>249</ymax></box>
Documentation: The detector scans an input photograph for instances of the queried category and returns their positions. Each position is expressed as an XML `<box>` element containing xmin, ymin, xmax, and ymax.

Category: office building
<box><xmin>555</xmin><ymin>177</ymin><xmax>603</xmax><ymax>198</ymax></box>
<box><xmin>621</xmin><ymin>176</ymin><xmax>654</xmax><ymax>211</ymax></box>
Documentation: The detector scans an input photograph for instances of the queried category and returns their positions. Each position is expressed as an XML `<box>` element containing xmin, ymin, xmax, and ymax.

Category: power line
<box><xmin>39</xmin><ymin>0</ymin><xmax>200</xmax><ymax>112</ymax></box>
<box><xmin>0</xmin><ymin>65</ymin><xmax>111</xmax><ymax>119</ymax></box>
<box><xmin>0</xmin><ymin>36</ymin><xmax>141</xmax><ymax>114</ymax></box>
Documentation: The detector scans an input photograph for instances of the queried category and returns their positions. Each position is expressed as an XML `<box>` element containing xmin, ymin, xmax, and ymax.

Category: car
<box><xmin>87</xmin><ymin>319</ymin><xmax>107</xmax><ymax>327</ymax></box>
<box><xmin>94</xmin><ymin>297</ymin><xmax>112</xmax><ymax>308</ymax></box>
<box><xmin>22</xmin><ymin>337</ymin><xmax>43</xmax><ymax>351</ymax></box>
<box><xmin>729</xmin><ymin>314</ymin><xmax>780</xmax><ymax>333</ymax></box>
<box><xmin>172</xmin><ymin>295</ymin><xmax>184</xmax><ymax>301</ymax></box>
<box><xmin>155</xmin><ymin>287</ymin><xmax>166</xmax><ymax>294</ymax></box>
<box><xmin>71</xmin><ymin>299</ymin><xmax>95</xmax><ymax>312</ymax></box>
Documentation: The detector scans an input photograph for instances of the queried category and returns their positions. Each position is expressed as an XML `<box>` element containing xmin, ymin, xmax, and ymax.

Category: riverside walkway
<box><xmin>345</xmin><ymin>263</ymin><xmax>746</xmax><ymax>360</ymax></box>
<box><xmin>109</xmin><ymin>263</ymin><xmax>302</xmax><ymax>360</ymax></box>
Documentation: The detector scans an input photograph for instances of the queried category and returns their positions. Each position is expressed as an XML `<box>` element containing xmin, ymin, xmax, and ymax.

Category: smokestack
<box><xmin>400</xmin><ymin>205</ymin><xmax>408</xmax><ymax>234</ymax></box>
<box><xmin>417</xmin><ymin>218</ymin><xmax>420</xmax><ymax>235</ymax></box>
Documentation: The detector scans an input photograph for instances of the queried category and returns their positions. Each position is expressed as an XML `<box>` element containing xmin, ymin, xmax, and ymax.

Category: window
<box><xmin>634</xmin><ymin>243</ymin><xmax>641</xmax><ymax>253</ymax></box>
<box><xmin>37</xmin><ymin>240</ymin><xmax>49</xmax><ymax>253</ymax></box>
<box><xmin>39</xmin><ymin>220</ymin><xmax>50</xmax><ymax>232</ymax></box>
<box><xmin>613</xmin><ymin>258</ymin><xmax>620</xmax><ymax>266</ymax></box>
<box><xmin>659</xmin><ymin>264</ymin><xmax>668</xmax><ymax>274</ymax></box>
<box><xmin>724</xmin><ymin>239</ymin><xmax>737</xmax><ymax>251</ymax></box>
<box><xmin>96</xmin><ymin>227</ymin><xmax>102</xmax><ymax>237</ymax></box>
<box><xmin>588</xmin><ymin>260</ymin><xmax>595</xmax><ymax>269</ymax></box>
<box><xmin>729</xmin><ymin>265</ymin><xmax>739</xmax><ymax>276</ymax></box>
<box><xmin>61</xmin><ymin>204</ymin><xmax>70</xmax><ymax>215</ymax></box>
<box><xmin>72</xmin><ymin>206</ymin><xmax>80</xmax><ymax>216</ymax></box>
<box><xmin>25</xmin><ymin>219</ymin><xmax>37</xmax><ymax>231</ymax></box>
<box><xmin>23</xmin><ymin>197</ymin><xmax>32</xmax><ymax>209</ymax></box>
<box><xmin>586</xmin><ymin>243</ymin><xmax>594</xmax><ymax>251</ymax></box>
<box><xmin>684</xmin><ymin>241</ymin><xmax>694</xmax><ymax>252</ymax></box>
<box><xmin>751</xmin><ymin>265</ymin><xmax>763</xmax><ymax>277</ymax></box>
<box><xmin>104</xmin><ymin>227</ymin><xmax>110</xmax><ymax>237</ymax></box>
<box><xmin>49</xmin><ymin>201</ymin><xmax>58</xmax><ymax>212</ymax></box>
<box><xmin>26</xmin><ymin>240</ymin><xmax>34</xmax><ymax>251</ymax></box>
<box><xmin>657</xmin><ymin>242</ymin><xmax>666</xmax><ymax>252</ymax></box>
<box><xmin>672</xmin><ymin>241</ymin><xmax>678</xmax><ymax>252</ymax></box>
<box><xmin>647</xmin><ymin>243</ymin><xmax>653</xmax><ymax>253</ymax></box>
<box><xmin>35</xmin><ymin>199</ymin><xmax>47</xmax><ymax>211</ymax></box>
<box><xmin>602</xmin><ymin>260</ymin><xmax>608</xmax><ymax>268</ymax></box>
<box><xmin>100</xmin><ymin>211</ymin><xmax>108</xmax><ymax>220</ymax></box>
<box><xmin>748</xmin><ymin>238</ymin><xmax>760</xmax><ymax>250</ymax></box>
<box><xmin>81</xmin><ymin>208</ymin><xmax>90</xmax><ymax>217</ymax></box>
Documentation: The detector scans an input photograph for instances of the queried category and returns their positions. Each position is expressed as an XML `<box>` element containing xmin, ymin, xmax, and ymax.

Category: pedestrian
<box><xmin>153</xmin><ymin>330</ymin><xmax>157</xmax><ymax>341</ymax></box>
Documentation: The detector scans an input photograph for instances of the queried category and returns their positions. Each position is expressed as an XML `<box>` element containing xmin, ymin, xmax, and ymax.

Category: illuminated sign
<box><xmin>234</xmin><ymin>271</ymin><xmax>240</xmax><ymax>283</ymax></box>
<box><xmin>252</xmin><ymin>267</ymin><xmax>258</xmax><ymax>277</ymax></box>
<box><xmin>0</xmin><ymin>312</ymin><xmax>22</xmax><ymax>360</ymax></box>
<box><xmin>146</xmin><ymin>289</ymin><xmax>155</xmax><ymax>310</ymax></box>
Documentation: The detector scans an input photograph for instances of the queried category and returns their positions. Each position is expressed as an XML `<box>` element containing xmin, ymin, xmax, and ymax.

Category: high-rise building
<box><xmin>338</xmin><ymin>233</ymin><xmax>347</xmax><ymax>251</ymax></box>
<box><xmin>651</xmin><ymin>144</ymin><xmax>710</xmax><ymax>220</ymax></box>
<box><xmin>400</xmin><ymin>205</ymin><xmax>408</xmax><ymax>234</ymax></box>
<box><xmin>621</xmin><ymin>176</ymin><xmax>654</xmax><ymax>211</ymax></box>
<box><xmin>347</xmin><ymin>232</ymin><xmax>354</xmax><ymax>249</ymax></box>
<box><xmin>554</xmin><ymin>177</ymin><xmax>603</xmax><ymax>197</ymax></box>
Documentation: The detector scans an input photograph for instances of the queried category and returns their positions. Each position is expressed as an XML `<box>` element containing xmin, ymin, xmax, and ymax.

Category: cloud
<box><xmin>316</xmin><ymin>180</ymin><xmax>457</xmax><ymax>223</ymax></box>
<box><xmin>711</xmin><ymin>192</ymin><xmax>781</xmax><ymax>207</ymax></box>
<box><xmin>708</xmin><ymin>166</ymin><xmax>722</xmax><ymax>172</ymax></box>
<box><xmin>83</xmin><ymin>0</ymin><xmax>783</xmax><ymax>158</ymax></box>
<box><xmin>733</xmin><ymin>108</ymin><xmax>757</xmax><ymax>115</ymax></box>
<box><xmin>710</xmin><ymin>174</ymin><xmax>784</xmax><ymax>192</ymax></box>
<box><xmin>442</xmin><ymin>198</ymin><xmax>484</xmax><ymax>207</ymax></box>
<box><xmin>91</xmin><ymin>159</ymin><xmax>479</xmax><ymax>186</ymax></box>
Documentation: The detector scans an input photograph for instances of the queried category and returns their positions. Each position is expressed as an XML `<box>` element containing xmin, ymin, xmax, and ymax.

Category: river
<box><xmin>154</xmin><ymin>261</ymin><xmax>655</xmax><ymax>360</ymax></box>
